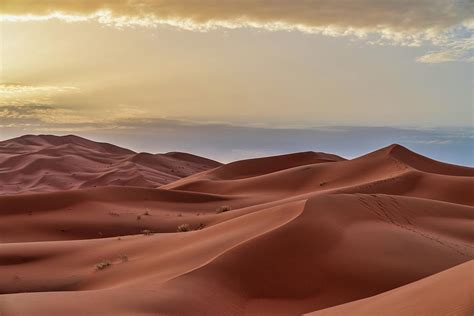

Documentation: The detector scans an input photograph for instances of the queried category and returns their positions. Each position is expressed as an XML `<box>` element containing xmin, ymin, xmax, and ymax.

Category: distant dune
<box><xmin>0</xmin><ymin>135</ymin><xmax>473</xmax><ymax>315</ymax></box>
<box><xmin>0</xmin><ymin>134</ymin><xmax>221</xmax><ymax>195</ymax></box>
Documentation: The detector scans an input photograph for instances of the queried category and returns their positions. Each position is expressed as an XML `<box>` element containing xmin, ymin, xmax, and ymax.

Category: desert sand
<box><xmin>0</xmin><ymin>135</ymin><xmax>473</xmax><ymax>315</ymax></box>
<box><xmin>0</xmin><ymin>135</ymin><xmax>221</xmax><ymax>195</ymax></box>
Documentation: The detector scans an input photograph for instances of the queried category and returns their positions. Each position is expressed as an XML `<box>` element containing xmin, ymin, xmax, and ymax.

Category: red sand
<box><xmin>0</xmin><ymin>136</ymin><xmax>473</xmax><ymax>315</ymax></box>
<box><xmin>0</xmin><ymin>135</ymin><xmax>221</xmax><ymax>195</ymax></box>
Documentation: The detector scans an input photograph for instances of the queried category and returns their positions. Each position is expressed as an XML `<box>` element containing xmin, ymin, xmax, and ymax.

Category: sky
<box><xmin>1</xmin><ymin>1</ymin><xmax>473</xmax><ymax>164</ymax></box>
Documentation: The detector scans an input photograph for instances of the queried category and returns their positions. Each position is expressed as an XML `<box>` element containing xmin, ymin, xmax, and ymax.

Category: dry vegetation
<box><xmin>177</xmin><ymin>224</ymin><xmax>191</xmax><ymax>232</ymax></box>
<box><xmin>96</xmin><ymin>261</ymin><xmax>112</xmax><ymax>270</ymax></box>
<box><xmin>216</xmin><ymin>206</ymin><xmax>231</xmax><ymax>214</ymax></box>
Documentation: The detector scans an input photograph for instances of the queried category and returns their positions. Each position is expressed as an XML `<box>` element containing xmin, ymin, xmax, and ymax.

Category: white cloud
<box><xmin>1</xmin><ymin>0</ymin><xmax>473</xmax><ymax>63</ymax></box>
<box><xmin>417</xmin><ymin>36</ymin><xmax>474</xmax><ymax>63</ymax></box>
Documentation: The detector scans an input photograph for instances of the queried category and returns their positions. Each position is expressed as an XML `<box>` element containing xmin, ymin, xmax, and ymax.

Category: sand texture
<box><xmin>0</xmin><ymin>136</ymin><xmax>473</xmax><ymax>315</ymax></box>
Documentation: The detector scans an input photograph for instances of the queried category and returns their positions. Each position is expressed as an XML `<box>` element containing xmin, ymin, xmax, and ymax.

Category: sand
<box><xmin>0</xmin><ymin>136</ymin><xmax>473</xmax><ymax>315</ymax></box>
<box><xmin>0</xmin><ymin>134</ymin><xmax>221</xmax><ymax>195</ymax></box>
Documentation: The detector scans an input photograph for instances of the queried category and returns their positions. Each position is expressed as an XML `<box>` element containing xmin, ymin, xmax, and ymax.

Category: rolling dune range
<box><xmin>0</xmin><ymin>135</ymin><xmax>473</xmax><ymax>315</ymax></box>
<box><xmin>0</xmin><ymin>135</ymin><xmax>221</xmax><ymax>195</ymax></box>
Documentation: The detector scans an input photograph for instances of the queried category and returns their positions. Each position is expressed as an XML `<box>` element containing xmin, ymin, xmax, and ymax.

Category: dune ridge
<box><xmin>0</xmin><ymin>134</ymin><xmax>221</xmax><ymax>195</ymax></box>
<box><xmin>0</xmin><ymin>135</ymin><xmax>473</xmax><ymax>315</ymax></box>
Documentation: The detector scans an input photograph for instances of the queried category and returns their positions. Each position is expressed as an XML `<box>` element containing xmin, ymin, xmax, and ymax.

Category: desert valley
<box><xmin>0</xmin><ymin>134</ymin><xmax>472</xmax><ymax>315</ymax></box>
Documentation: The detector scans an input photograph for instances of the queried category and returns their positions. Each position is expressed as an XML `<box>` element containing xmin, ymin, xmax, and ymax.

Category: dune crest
<box><xmin>0</xmin><ymin>135</ymin><xmax>221</xmax><ymax>195</ymax></box>
<box><xmin>0</xmin><ymin>136</ymin><xmax>473</xmax><ymax>315</ymax></box>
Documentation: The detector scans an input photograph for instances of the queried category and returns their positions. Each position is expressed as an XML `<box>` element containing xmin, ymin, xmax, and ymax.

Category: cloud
<box><xmin>0</xmin><ymin>83</ymin><xmax>79</xmax><ymax>106</ymax></box>
<box><xmin>417</xmin><ymin>35</ymin><xmax>474</xmax><ymax>63</ymax></box>
<box><xmin>0</xmin><ymin>104</ymin><xmax>54</xmax><ymax>122</ymax></box>
<box><xmin>0</xmin><ymin>103</ymin><xmax>149</xmax><ymax>130</ymax></box>
<box><xmin>1</xmin><ymin>0</ymin><xmax>473</xmax><ymax>62</ymax></box>
<box><xmin>1</xmin><ymin>1</ymin><xmax>471</xmax><ymax>30</ymax></box>
<box><xmin>0</xmin><ymin>83</ymin><xmax>78</xmax><ymax>95</ymax></box>
<box><xmin>0</xmin><ymin>104</ymin><xmax>86</xmax><ymax>125</ymax></box>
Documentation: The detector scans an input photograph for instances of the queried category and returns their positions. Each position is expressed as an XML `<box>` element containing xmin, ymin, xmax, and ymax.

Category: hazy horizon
<box><xmin>1</xmin><ymin>124</ymin><xmax>473</xmax><ymax>166</ymax></box>
<box><xmin>1</xmin><ymin>0</ymin><xmax>473</xmax><ymax>164</ymax></box>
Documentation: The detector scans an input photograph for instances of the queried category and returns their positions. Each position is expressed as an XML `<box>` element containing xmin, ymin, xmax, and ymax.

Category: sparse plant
<box><xmin>141</xmin><ymin>229</ymin><xmax>153</xmax><ymax>236</ymax></box>
<box><xmin>108</xmin><ymin>211</ymin><xmax>120</xmax><ymax>217</ymax></box>
<box><xmin>319</xmin><ymin>181</ymin><xmax>327</xmax><ymax>187</ymax></box>
<box><xmin>196</xmin><ymin>223</ymin><xmax>205</xmax><ymax>230</ymax></box>
<box><xmin>216</xmin><ymin>206</ymin><xmax>231</xmax><ymax>214</ymax></box>
<box><xmin>144</xmin><ymin>209</ymin><xmax>151</xmax><ymax>216</ymax></box>
<box><xmin>118</xmin><ymin>254</ymin><xmax>128</xmax><ymax>262</ymax></box>
<box><xmin>177</xmin><ymin>224</ymin><xmax>191</xmax><ymax>232</ymax></box>
<box><xmin>136</xmin><ymin>215</ymin><xmax>141</xmax><ymax>220</ymax></box>
<box><xmin>96</xmin><ymin>261</ymin><xmax>111</xmax><ymax>270</ymax></box>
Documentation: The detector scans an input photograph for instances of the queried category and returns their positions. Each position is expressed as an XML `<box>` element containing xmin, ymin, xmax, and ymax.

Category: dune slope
<box><xmin>0</xmin><ymin>135</ymin><xmax>221</xmax><ymax>195</ymax></box>
<box><xmin>307</xmin><ymin>260</ymin><xmax>474</xmax><ymax>316</ymax></box>
<box><xmin>0</xmin><ymin>137</ymin><xmax>473</xmax><ymax>315</ymax></box>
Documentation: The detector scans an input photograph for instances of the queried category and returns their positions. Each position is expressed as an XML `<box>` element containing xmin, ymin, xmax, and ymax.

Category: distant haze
<box><xmin>1</xmin><ymin>122</ymin><xmax>472</xmax><ymax>166</ymax></box>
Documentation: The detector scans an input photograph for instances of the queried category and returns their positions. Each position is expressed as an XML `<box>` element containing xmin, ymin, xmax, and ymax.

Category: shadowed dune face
<box><xmin>0</xmin><ymin>135</ymin><xmax>221</xmax><ymax>195</ymax></box>
<box><xmin>0</xmin><ymin>135</ymin><xmax>473</xmax><ymax>315</ymax></box>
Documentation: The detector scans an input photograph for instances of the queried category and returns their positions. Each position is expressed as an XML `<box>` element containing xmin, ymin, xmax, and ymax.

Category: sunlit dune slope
<box><xmin>0</xmin><ymin>137</ymin><xmax>472</xmax><ymax>315</ymax></box>
<box><xmin>0</xmin><ymin>135</ymin><xmax>221</xmax><ymax>195</ymax></box>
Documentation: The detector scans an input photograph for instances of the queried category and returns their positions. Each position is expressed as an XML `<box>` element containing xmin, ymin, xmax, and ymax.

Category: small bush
<box><xmin>141</xmin><ymin>229</ymin><xmax>153</xmax><ymax>236</ymax></box>
<box><xmin>108</xmin><ymin>211</ymin><xmax>120</xmax><ymax>217</ymax></box>
<box><xmin>136</xmin><ymin>215</ymin><xmax>141</xmax><ymax>220</ymax></box>
<box><xmin>144</xmin><ymin>209</ymin><xmax>151</xmax><ymax>216</ymax></box>
<box><xmin>216</xmin><ymin>206</ymin><xmax>231</xmax><ymax>214</ymax></box>
<box><xmin>196</xmin><ymin>223</ymin><xmax>206</xmax><ymax>230</ymax></box>
<box><xmin>119</xmin><ymin>254</ymin><xmax>128</xmax><ymax>262</ymax></box>
<box><xmin>177</xmin><ymin>224</ymin><xmax>191</xmax><ymax>232</ymax></box>
<box><xmin>319</xmin><ymin>181</ymin><xmax>327</xmax><ymax>187</ymax></box>
<box><xmin>96</xmin><ymin>261</ymin><xmax>111</xmax><ymax>270</ymax></box>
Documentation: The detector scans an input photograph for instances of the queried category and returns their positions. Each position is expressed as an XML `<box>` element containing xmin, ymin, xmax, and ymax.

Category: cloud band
<box><xmin>1</xmin><ymin>1</ymin><xmax>473</xmax><ymax>62</ymax></box>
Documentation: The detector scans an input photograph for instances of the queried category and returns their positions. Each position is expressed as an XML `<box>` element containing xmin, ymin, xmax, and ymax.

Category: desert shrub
<box><xmin>96</xmin><ymin>261</ymin><xmax>111</xmax><ymax>270</ymax></box>
<box><xmin>108</xmin><ymin>211</ymin><xmax>120</xmax><ymax>217</ymax></box>
<box><xmin>216</xmin><ymin>205</ymin><xmax>231</xmax><ymax>214</ymax></box>
<box><xmin>118</xmin><ymin>254</ymin><xmax>128</xmax><ymax>262</ymax></box>
<box><xmin>144</xmin><ymin>209</ymin><xmax>151</xmax><ymax>216</ymax></box>
<box><xmin>177</xmin><ymin>224</ymin><xmax>191</xmax><ymax>232</ymax></box>
<box><xmin>196</xmin><ymin>223</ymin><xmax>206</xmax><ymax>230</ymax></box>
<box><xmin>141</xmin><ymin>229</ymin><xmax>153</xmax><ymax>236</ymax></box>
<box><xmin>319</xmin><ymin>181</ymin><xmax>327</xmax><ymax>187</ymax></box>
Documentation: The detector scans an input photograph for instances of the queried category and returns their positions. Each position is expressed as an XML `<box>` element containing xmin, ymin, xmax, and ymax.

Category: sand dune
<box><xmin>307</xmin><ymin>260</ymin><xmax>474</xmax><ymax>316</ymax></box>
<box><xmin>0</xmin><ymin>135</ymin><xmax>221</xmax><ymax>195</ymax></box>
<box><xmin>0</xmin><ymin>136</ymin><xmax>473</xmax><ymax>315</ymax></box>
